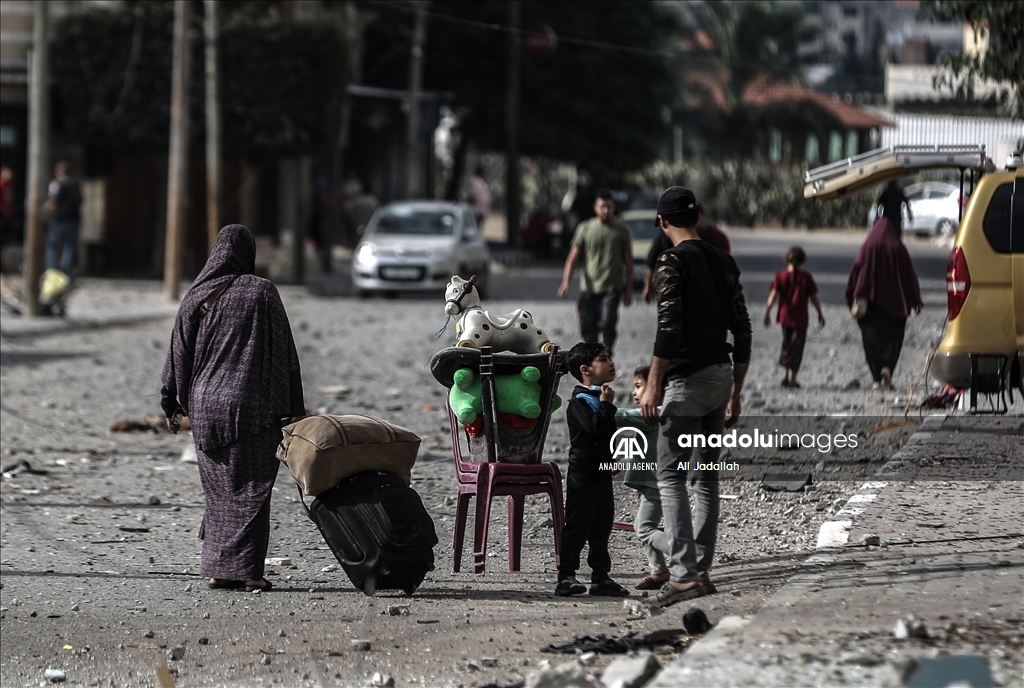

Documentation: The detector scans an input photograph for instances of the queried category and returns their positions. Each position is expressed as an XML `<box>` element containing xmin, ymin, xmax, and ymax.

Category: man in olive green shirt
<box><xmin>558</xmin><ymin>189</ymin><xmax>634</xmax><ymax>356</ymax></box>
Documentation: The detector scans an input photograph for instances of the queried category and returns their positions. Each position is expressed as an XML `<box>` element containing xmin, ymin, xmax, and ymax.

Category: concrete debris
<box><xmin>167</xmin><ymin>646</ymin><xmax>186</xmax><ymax>661</ymax></box>
<box><xmin>862</xmin><ymin>534</ymin><xmax>881</xmax><ymax>546</ymax></box>
<box><xmin>180</xmin><ymin>445</ymin><xmax>197</xmax><ymax>463</ymax></box>
<box><xmin>260</xmin><ymin>654</ymin><xmax>271</xmax><ymax>665</ymax></box>
<box><xmin>265</xmin><ymin>557</ymin><xmax>292</xmax><ymax>566</ymax></box>
<box><xmin>894</xmin><ymin>615</ymin><xmax>929</xmax><ymax>640</ymax></box>
<box><xmin>481</xmin><ymin>657</ymin><xmax>498</xmax><ymax>668</ymax></box>
<box><xmin>351</xmin><ymin>639</ymin><xmax>371</xmax><ymax>651</ymax></box>
<box><xmin>466</xmin><ymin>660</ymin><xmax>480</xmax><ymax>672</ymax></box>
<box><xmin>600</xmin><ymin>651</ymin><xmax>661</xmax><ymax>688</ymax></box>
<box><xmin>525</xmin><ymin>659</ymin><xmax>591</xmax><ymax>688</ymax></box>
<box><xmin>44</xmin><ymin>668</ymin><xmax>66</xmax><ymax>683</ymax></box>
<box><xmin>386</xmin><ymin>605</ymin><xmax>410</xmax><ymax>616</ymax></box>
<box><xmin>371</xmin><ymin>673</ymin><xmax>395</xmax><ymax>687</ymax></box>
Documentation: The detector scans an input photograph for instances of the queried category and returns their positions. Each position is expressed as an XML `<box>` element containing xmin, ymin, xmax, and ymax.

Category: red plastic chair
<box><xmin>448</xmin><ymin>401</ymin><xmax>565</xmax><ymax>573</ymax></box>
<box><xmin>433</xmin><ymin>346</ymin><xmax>566</xmax><ymax>575</ymax></box>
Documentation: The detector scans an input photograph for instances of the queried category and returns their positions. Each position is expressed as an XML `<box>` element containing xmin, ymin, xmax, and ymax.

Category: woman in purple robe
<box><xmin>845</xmin><ymin>217</ymin><xmax>923</xmax><ymax>390</ymax></box>
<box><xmin>161</xmin><ymin>224</ymin><xmax>305</xmax><ymax>590</ymax></box>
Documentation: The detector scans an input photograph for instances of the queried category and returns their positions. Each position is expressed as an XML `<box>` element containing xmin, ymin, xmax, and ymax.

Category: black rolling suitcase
<box><xmin>302</xmin><ymin>470</ymin><xmax>438</xmax><ymax>596</ymax></box>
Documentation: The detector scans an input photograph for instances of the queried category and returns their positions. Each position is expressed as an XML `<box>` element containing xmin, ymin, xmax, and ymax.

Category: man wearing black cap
<box><xmin>639</xmin><ymin>186</ymin><xmax>751</xmax><ymax>609</ymax></box>
<box><xmin>557</xmin><ymin>188</ymin><xmax>633</xmax><ymax>356</ymax></box>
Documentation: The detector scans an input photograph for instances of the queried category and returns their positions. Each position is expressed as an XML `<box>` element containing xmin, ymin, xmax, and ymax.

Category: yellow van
<box><xmin>930</xmin><ymin>161</ymin><xmax>1023</xmax><ymax>395</ymax></box>
<box><xmin>805</xmin><ymin>146</ymin><xmax>1023</xmax><ymax>399</ymax></box>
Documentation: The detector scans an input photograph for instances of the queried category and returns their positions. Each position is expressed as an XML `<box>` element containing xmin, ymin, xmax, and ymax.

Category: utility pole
<box><xmin>404</xmin><ymin>1</ymin><xmax>428</xmax><ymax>199</ymax></box>
<box><xmin>506</xmin><ymin>0</ymin><xmax>521</xmax><ymax>247</ymax></box>
<box><xmin>204</xmin><ymin>0</ymin><xmax>220</xmax><ymax>254</ymax></box>
<box><xmin>164</xmin><ymin>0</ymin><xmax>191</xmax><ymax>302</ymax></box>
<box><xmin>23</xmin><ymin>1</ymin><xmax>49</xmax><ymax>317</ymax></box>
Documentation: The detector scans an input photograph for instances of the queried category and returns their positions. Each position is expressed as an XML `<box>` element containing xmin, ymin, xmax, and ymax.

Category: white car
<box><xmin>351</xmin><ymin>201</ymin><xmax>491</xmax><ymax>297</ymax></box>
<box><xmin>867</xmin><ymin>182</ymin><xmax>966</xmax><ymax>237</ymax></box>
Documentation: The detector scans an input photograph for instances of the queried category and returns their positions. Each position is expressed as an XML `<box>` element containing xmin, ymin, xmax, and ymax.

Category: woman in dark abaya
<box><xmin>161</xmin><ymin>224</ymin><xmax>305</xmax><ymax>591</ymax></box>
<box><xmin>845</xmin><ymin>217</ymin><xmax>923</xmax><ymax>390</ymax></box>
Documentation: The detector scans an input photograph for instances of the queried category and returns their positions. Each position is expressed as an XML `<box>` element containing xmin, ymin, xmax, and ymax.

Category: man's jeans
<box><xmin>46</xmin><ymin>220</ymin><xmax>79</xmax><ymax>274</ymax></box>
<box><xmin>656</xmin><ymin>363</ymin><xmax>732</xmax><ymax>583</ymax></box>
<box><xmin>577</xmin><ymin>290</ymin><xmax>620</xmax><ymax>355</ymax></box>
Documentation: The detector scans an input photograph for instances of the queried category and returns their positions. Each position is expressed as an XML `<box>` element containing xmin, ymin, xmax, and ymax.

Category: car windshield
<box><xmin>623</xmin><ymin>217</ymin><xmax>661</xmax><ymax>240</ymax></box>
<box><xmin>371</xmin><ymin>208</ymin><xmax>457</xmax><ymax>236</ymax></box>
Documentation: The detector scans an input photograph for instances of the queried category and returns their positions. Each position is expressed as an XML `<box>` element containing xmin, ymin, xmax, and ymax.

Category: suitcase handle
<box><xmin>297</xmin><ymin>484</ymin><xmax>378</xmax><ymax>571</ymax></box>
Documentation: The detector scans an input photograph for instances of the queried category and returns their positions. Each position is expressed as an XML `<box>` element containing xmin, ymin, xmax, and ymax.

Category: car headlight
<box><xmin>355</xmin><ymin>244</ymin><xmax>377</xmax><ymax>264</ymax></box>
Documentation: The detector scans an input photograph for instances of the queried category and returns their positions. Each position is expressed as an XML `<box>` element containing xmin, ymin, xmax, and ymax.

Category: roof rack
<box><xmin>804</xmin><ymin>145</ymin><xmax>992</xmax><ymax>200</ymax></box>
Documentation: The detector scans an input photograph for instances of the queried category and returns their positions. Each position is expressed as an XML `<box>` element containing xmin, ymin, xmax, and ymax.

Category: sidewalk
<box><xmin>0</xmin><ymin>278</ymin><xmax>180</xmax><ymax>337</ymax></box>
<box><xmin>649</xmin><ymin>415</ymin><xmax>1024</xmax><ymax>688</ymax></box>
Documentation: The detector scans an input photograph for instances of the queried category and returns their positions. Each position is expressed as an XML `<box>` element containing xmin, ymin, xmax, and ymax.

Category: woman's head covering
<box><xmin>192</xmin><ymin>224</ymin><xmax>256</xmax><ymax>287</ymax></box>
<box><xmin>845</xmin><ymin>218</ymin><xmax>922</xmax><ymax>318</ymax></box>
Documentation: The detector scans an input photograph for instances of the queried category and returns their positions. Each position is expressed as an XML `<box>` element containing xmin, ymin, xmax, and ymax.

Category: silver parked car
<box><xmin>867</xmin><ymin>182</ymin><xmax>966</xmax><ymax>237</ymax></box>
<box><xmin>351</xmin><ymin>201</ymin><xmax>491</xmax><ymax>297</ymax></box>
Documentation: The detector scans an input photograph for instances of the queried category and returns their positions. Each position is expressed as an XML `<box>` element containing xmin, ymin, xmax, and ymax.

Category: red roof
<box><xmin>741</xmin><ymin>73</ymin><xmax>893</xmax><ymax>129</ymax></box>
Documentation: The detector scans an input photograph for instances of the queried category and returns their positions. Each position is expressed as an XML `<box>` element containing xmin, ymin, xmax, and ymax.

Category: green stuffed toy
<box><xmin>449</xmin><ymin>366</ymin><xmax>561</xmax><ymax>424</ymax></box>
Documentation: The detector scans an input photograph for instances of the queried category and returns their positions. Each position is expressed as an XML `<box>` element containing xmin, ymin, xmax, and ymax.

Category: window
<box><xmin>981</xmin><ymin>182</ymin><xmax>1019</xmax><ymax>253</ymax></box>
<box><xmin>845</xmin><ymin>131</ymin><xmax>858</xmax><ymax>158</ymax></box>
<box><xmin>828</xmin><ymin>132</ymin><xmax>843</xmax><ymax>162</ymax></box>
<box><xmin>769</xmin><ymin>129</ymin><xmax>783</xmax><ymax>163</ymax></box>
<box><xmin>805</xmin><ymin>134</ymin><xmax>819</xmax><ymax>163</ymax></box>
<box><xmin>0</xmin><ymin>125</ymin><xmax>16</xmax><ymax>148</ymax></box>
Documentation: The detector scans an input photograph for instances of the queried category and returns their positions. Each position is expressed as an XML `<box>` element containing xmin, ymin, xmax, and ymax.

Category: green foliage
<box><xmin>50</xmin><ymin>2</ymin><xmax>349</xmax><ymax>156</ymax></box>
<box><xmin>628</xmin><ymin>160</ymin><xmax>873</xmax><ymax>229</ymax></box>
<box><xmin>918</xmin><ymin>1</ymin><xmax>1024</xmax><ymax>118</ymax></box>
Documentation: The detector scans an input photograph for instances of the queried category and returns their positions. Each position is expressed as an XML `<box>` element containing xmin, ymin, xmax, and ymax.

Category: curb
<box><xmin>814</xmin><ymin>414</ymin><xmax>946</xmax><ymax>550</ymax></box>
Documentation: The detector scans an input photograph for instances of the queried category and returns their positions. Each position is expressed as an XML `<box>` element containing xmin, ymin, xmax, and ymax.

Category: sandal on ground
<box><xmin>643</xmin><ymin>580</ymin><xmax>708</xmax><ymax>609</ymax></box>
<box><xmin>634</xmin><ymin>573</ymin><xmax>670</xmax><ymax>591</ymax></box>
<box><xmin>780</xmin><ymin>379</ymin><xmax>791</xmax><ymax>388</ymax></box>
<box><xmin>590</xmin><ymin>579</ymin><xmax>629</xmax><ymax>597</ymax></box>
<box><xmin>245</xmin><ymin>579</ymin><xmax>273</xmax><ymax>592</ymax></box>
<box><xmin>208</xmin><ymin>579</ymin><xmax>245</xmax><ymax>590</ymax></box>
<box><xmin>554</xmin><ymin>577</ymin><xmax>587</xmax><ymax>597</ymax></box>
<box><xmin>790</xmin><ymin>381</ymin><xmax>801</xmax><ymax>389</ymax></box>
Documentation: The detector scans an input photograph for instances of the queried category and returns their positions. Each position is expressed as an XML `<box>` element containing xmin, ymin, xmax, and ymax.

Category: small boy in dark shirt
<box><xmin>555</xmin><ymin>342</ymin><xmax>629</xmax><ymax>597</ymax></box>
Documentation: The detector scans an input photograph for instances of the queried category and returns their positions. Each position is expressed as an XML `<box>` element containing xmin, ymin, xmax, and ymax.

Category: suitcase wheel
<box><xmin>362</xmin><ymin>573</ymin><xmax>377</xmax><ymax>597</ymax></box>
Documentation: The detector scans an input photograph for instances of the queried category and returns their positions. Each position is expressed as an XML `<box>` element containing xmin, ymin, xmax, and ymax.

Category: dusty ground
<box><xmin>0</xmin><ymin>278</ymin><xmax>986</xmax><ymax>688</ymax></box>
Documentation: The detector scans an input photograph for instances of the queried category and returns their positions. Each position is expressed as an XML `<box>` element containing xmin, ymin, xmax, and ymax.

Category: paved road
<box><xmin>312</xmin><ymin>230</ymin><xmax>951</xmax><ymax>306</ymax></box>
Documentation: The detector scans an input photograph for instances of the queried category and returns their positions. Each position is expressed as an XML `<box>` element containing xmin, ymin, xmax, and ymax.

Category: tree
<box><xmin>356</xmin><ymin>1</ymin><xmax>679</xmax><ymax>182</ymax></box>
<box><xmin>677</xmin><ymin>0</ymin><xmax>823</xmax><ymax>160</ymax></box>
<box><xmin>50</xmin><ymin>2</ymin><xmax>349</xmax><ymax>158</ymax></box>
<box><xmin>918</xmin><ymin>1</ymin><xmax>1024</xmax><ymax>117</ymax></box>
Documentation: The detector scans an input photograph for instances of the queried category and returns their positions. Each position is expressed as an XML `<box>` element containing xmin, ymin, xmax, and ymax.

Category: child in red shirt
<box><xmin>764</xmin><ymin>246</ymin><xmax>825</xmax><ymax>388</ymax></box>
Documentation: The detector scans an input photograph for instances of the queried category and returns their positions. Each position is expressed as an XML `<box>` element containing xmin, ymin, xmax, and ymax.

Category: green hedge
<box><xmin>628</xmin><ymin>159</ymin><xmax>874</xmax><ymax>229</ymax></box>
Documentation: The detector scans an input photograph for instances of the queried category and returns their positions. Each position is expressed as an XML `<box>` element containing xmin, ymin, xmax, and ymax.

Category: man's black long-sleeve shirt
<box><xmin>652</xmin><ymin>238</ymin><xmax>752</xmax><ymax>380</ymax></box>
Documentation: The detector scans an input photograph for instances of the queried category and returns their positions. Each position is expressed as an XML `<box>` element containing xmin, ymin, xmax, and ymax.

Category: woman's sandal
<box><xmin>208</xmin><ymin>579</ymin><xmax>245</xmax><ymax>590</ymax></box>
<box><xmin>245</xmin><ymin>579</ymin><xmax>273</xmax><ymax>592</ymax></box>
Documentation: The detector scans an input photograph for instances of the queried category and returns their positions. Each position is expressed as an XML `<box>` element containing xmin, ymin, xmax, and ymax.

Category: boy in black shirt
<box><xmin>555</xmin><ymin>342</ymin><xmax>629</xmax><ymax>597</ymax></box>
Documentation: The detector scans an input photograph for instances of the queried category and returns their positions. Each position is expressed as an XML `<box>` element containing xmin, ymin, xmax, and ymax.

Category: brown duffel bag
<box><xmin>277</xmin><ymin>414</ymin><xmax>421</xmax><ymax>495</ymax></box>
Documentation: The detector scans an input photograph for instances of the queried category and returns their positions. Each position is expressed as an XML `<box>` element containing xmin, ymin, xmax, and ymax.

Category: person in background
<box><xmin>557</xmin><ymin>188</ymin><xmax>634</xmax><ymax>357</ymax></box>
<box><xmin>846</xmin><ymin>217</ymin><xmax>923</xmax><ymax>390</ymax></box>
<box><xmin>161</xmin><ymin>224</ymin><xmax>305</xmax><ymax>592</ymax></box>
<box><xmin>467</xmin><ymin>164</ymin><xmax>491</xmax><ymax>230</ymax></box>
<box><xmin>556</xmin><ymin>342</ymin><xmax>629</xmax><ymax>598</ymax></box>
<box><xmin>876</xmin><ymin>180</ymin><xmax>913</xmax><ymax>233</ymax></box>
<box><xmin>763</xmin><ymin>246</ymin><xmax>825</xmax><ymax>388</ymax></box>
<box><xmin>642</xmin><ymin>219</ymin><xmax>730</xmax><ymax>303</ymax></box>
<box><xmin>614</xmin><ymin>365</ymin><xmax>670</xmax><ymax>591</ymax></box>
<box><xmin>43</xmin><ymin>161</ymin><xmax>82</xmax><ymax>275</ymax></box>
<box><xmin>0</xmin><ymin>166</ymin><xmax>16</xmax><ymax>247</ymax></box>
